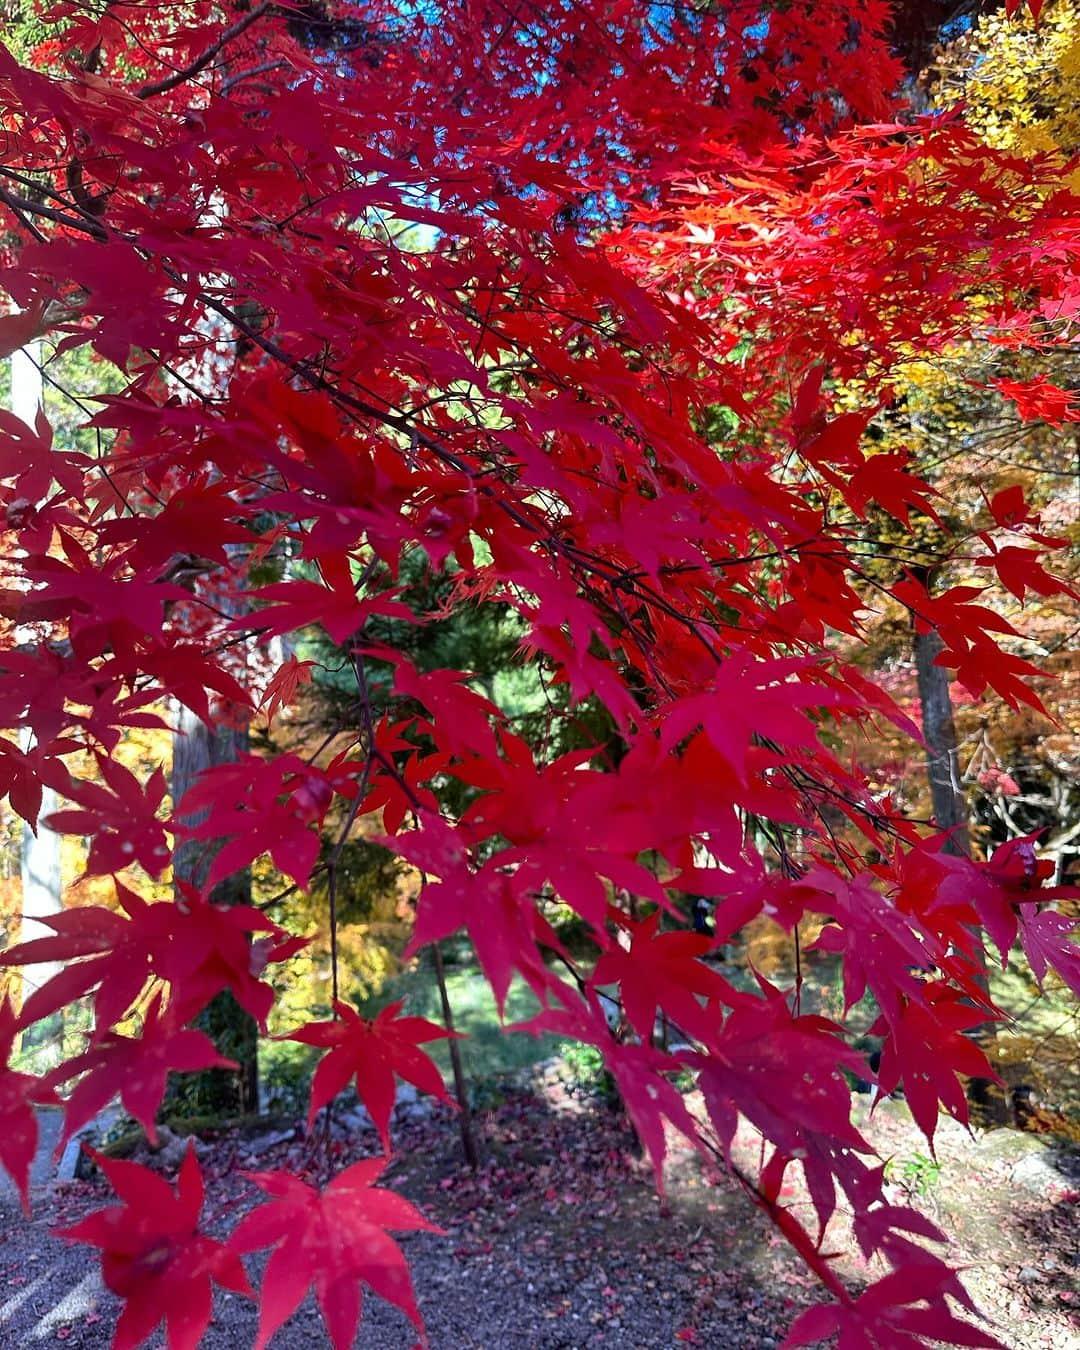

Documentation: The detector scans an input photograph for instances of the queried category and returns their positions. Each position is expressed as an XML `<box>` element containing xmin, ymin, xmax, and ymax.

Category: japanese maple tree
<box><xmin>0</xmin><ymin>1</ymin><xmax>1077</xmax><ymax>1348</ymax></box>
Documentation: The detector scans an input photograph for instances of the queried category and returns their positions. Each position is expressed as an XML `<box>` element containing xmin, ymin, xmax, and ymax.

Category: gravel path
<box><xmin>0</xmin><ymin>1094</ymin><xmax>808</xmax><ymax>1349</ymax></box>
<box><xmin>0</xmin><ymin>1107</ymin><xmax>62</xmax><ymax>1205</ymax></box>
<box><xmin>0</xmin><ymin>1083</ymin><xmax>1076</xmax><ymax>1349</ymax></box>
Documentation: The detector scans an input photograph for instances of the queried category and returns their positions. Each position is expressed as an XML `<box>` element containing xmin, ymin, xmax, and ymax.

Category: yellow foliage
<box><xmin>989</xmin><ymin>1032</ymin><xmax>1080</xmax><ymax>1137</ymax></box>
<box><xmin>931</xmin><ymin>0</ymin><xmax>1080</xmax><ymax>165</ymax></box>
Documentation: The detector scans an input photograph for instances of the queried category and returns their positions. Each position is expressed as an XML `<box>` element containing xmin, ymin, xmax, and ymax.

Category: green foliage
<box><xmin>0</xmin><ymin>338</ymin><xmax>126</xmax><ymax>455</ymax></box>
<box><xmin>885</xmin><ymin>1151</ymin><xmax>942</xmax><ymax>1199</ymax></box>
<box><xmin>169</xmin><ymin>991</ymin><xmax>258</xmax><ymax>1118</ymax></box>
<box><xmin>12</xmin><ymin>1001</ymin><xmax>92</xmax><ymax>1077</ymax></box>
<box><xmin>559</xmin><ymin>1040</ymin><xmax>619</xmax><ymax>1104</ymax></box>
<box><xmin>259</xmin><ymin>1038</ymin><xmax>321</xmax><ymax>1116</ymax></box>
<box><xmin>359</xmin><ymin>959</ymin><xmax>563</xmax><ymax>1081</ymax></box>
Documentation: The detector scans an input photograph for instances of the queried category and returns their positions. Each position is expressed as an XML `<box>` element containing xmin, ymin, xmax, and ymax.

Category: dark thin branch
<box><xmin>136</xmin><ymin>2</ymin><xmax>275</xmax><ymax>99</ymax></box>
<box><xmin>222</xmin><ymin>60</ymin><xmax>286</xmax><ymax>94</ymax></box>
<box><xmin>0</xmin><ymin>187</ymin><xmax>97</xmax><ymax>240</ymax></box>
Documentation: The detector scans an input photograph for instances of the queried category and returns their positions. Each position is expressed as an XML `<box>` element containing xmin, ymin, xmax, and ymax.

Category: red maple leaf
<box><xmin>176</xmin><ymin>754</ymin><xmax>339</xmax><ymax>890</ymax></box>
<box><xmin>844</xmin><ymin>448</ymin><xmax>942</xmax><ymax>527</ymax></box>
<box><xmin>286</xmin><ymin>998</ymin><xmax>456</xmax><ymax>1146</ymax></box>
<box><xmin>974</xmin><ymin>543</ymin><xmax>1078</xmax><ymax>603</ymax></box>
<box><xmin>0</xmin><ymin>301</ymin><xmax>44</xmax><ymax>359</ymax></box>
<box><xmin>871</xmin><ymin>985</ymin><xmax>996</xmax><ymax>1143</ymax></box>
<box><xmin>513</xmin><ymin>991</ymin><xmax>699</xmax><ymax>1189</ymax></box>
<box><xmin>994</xmin><ymin>374</ymin><xmax>1080</xmax><ymax>427</ymax></box>
<box><xmin>589</xmin><ymin>909</ymin><xmax>735</xmax><ymax>1041</ymax></box>
<box><xmin>45</xmin><ymin>756</ymin><xmax>170</xmax><ymax>878</ymax></box>
<box><xmin>783</xmin><ymin>1264</ymin><xmax>1003</xmax><ymax>1349</ymax></box>
<box><xmin>260</xmin><ymin>655</ymin><xmax>317</xmax><ymax>726</ymax></box>
<box><xmin>0</xmin><ymin>396</ymin><xmax>87</xmax><ymax>500</ymax></box>
<box><xmin>50</xmin><ymin>993</ymin><xmax>235</xmax><ymax>1148</ymax></box>
<box><xmin>246</xmin><ymin>553</ymin><xmax>412</xmax><ymax>644</ymax></box>
<box><xmin>57</xmin><ymin>1146</ymin><xmax>252</xmax><ymax>1350</ymax></box>
<box><xmin>692</xmin><ymin>988</ymin><xmax>868</xmax><ymax>1161</ymax></box>
<box><xmin>229</xmin><ymin>1158</ymin><xmax>442</xmax><ymax>1350</ymax></box>
<box><xmin>1018</xmin><ymin>906</ymin><xmax>1080</xmax><ymax>1000</ymax></box>
<box><xmin>0</xmin><ymin>997</ymin><xmax>58</xmax><ymax>1212</ymax></box>
<box><xmin>97</xmin><ymin>477</ymin><xmax>253</xmax><ymax>572</ymax></box>
<box><xmin>3</xmin><ymin>882</ymin><xmax>304</xmax><ymax>1036</ymax></box>
<box><xmin>392</xmin><ymin>658</ymin><xmax>504</xmax><ymax>759</ymax></box>
<box><xmin>396</xmin><ymin>818</ymin><xmax>554</xmax><ymax>1012</ymax></box>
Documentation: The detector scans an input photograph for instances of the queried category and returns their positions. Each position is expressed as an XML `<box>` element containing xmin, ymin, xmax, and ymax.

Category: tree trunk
<box><xmin>914</xmin><ymin>626</ymin><xmax>1004</xmax><ymax>1122</ymax></box>
<box><xmin>432</xmin><ymin>941</ymin><xmax>479</xmax><ymax>1170</ymax></box>
<box><xmin>913</xmin><ymin>627</ymin><xmax>969</xmax><ymax>858</ymax></box>
<box><xmin>12</xmin><ymin>341</ymin><xmax>64</xmax><ymax>1058</ymax></box>
<box><xmin>170</xmin><ymin>704</ymin><xmax>258</xmax><ymax>1116</ymax></box>
<box><xmin>17</xmin><ymin>732</ymin><xmax>62</xmax><ymax>1057</ymax></box>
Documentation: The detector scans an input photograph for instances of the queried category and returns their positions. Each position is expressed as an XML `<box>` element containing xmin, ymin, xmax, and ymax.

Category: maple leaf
<box><xmin>176</xmin><ymin>754</ymin><xmax>337</xmax><ymax>890</ymax></box>
<box><xmin>974</xmin><ymin>544</ymin><xmax>1078</xmax><ymax>603</ymax></box>
<box><xmin>985</xmin><ymin>832</ymin><xmax>1056</xmax><ymax>891</ymax></box>
<box><xmin>138</xmin><ymin>643</ymin><xmax>252</xmax><ymax>724</ymax></box>
<box><xmin>0</xmin><ymin>735</ymin><xmax>73</xmax><ymax>830</ymax></box>
<box><xmin>513</xmin><ymin>991</ymin><xmax>699</xmax><ymax>1188</ymax></box>
<box><xmin>97</xmin><ymin>477</ymin><xmax>253</xmax><ymax>573</ymax></box>
<box><xmin>286</xmin><ymin>998</ymin><xmax>456</xmax><ymax>1146</ymax></box>
<box><xmin>57</xmin><ymin>1146</ymin><xmax>252</xmax><ymax>1350</ymax></box>
<box><xmin>392</xmin><ymin>658</ymin><xmax>504</xmax><ymax>759</ymax></box>
<box><xmin>943</xmin><ymin>834</ymin><xmax>1080</xmax><ymax>967</ymax></box>
<box><xmin>246</xmin><ymin>553</ymin><xmax>412</xmax><ymax>644</ymax></box>
<box><xmin>994</xmin><ymin>375</ymin><xmax>1080</xmax><ymax>426</ymax></box>
<box><xmin>20</xmin><ymin>542</ymin><xmax>188</xmax><ymax>650</ymax></box>
<box><xmin>606</xmin><ymin>1039</ymin><xmax>703</xmax><ymax>1190</ymax></box>
<box><xmin>395</xmin><ymin>818</ymin><xmax>554</xmax><ymax>1012</ymax></box>
<box><xmin>1002</xmin><ymin>0</ymin><xmax>1043</xmax><ymax>18</ymax></box>
<box><xmin>655</xmin><ymin>651</ymin><xmax>841</xmax><ymax>786</ymax></box>
<box><xmin>0</xmin><ymin>400</ymin><xmax>87</xmax><ymax>502</ymax></box>
<box><xmin>782</xmin><ymin>1265</ymin><xmax>1004</xmax><ymax>1349</ymax></box>
<box><xmin>845</xmin><ymin>449</ymin><xmax>942</xmax><ymax>527</ymax></box>
<box><xmin>50</xmin><ymin>993</ymin><xmax>235</xmax><ymax>1149</ymax></box>
<box><xmin>871</xmin><ymin>985</ymin><xmax>997</xmax><ymax>1144</ymax></box>
<box><xmin>692</xmin><ymin>989</ymin><xmax>867</xmax><ymax>1157</ymax></box>
<box><xmin>687</xmin><ymin>986</ymin><xmax>871</xmax><ymax>1234</ymax></box>
<box><xmin>0</xmin><ymin>997</ymin><xmax>58</xmax><ymax>1213</ymax></box>
<box><xmin>975</xmin><ymin>766</ymin><xmax>1020</xmax><ymax>797</ymax></box>
<box><xmin>1018</xmin><ymin>906</ymin><xmax>1080</xmax><ymax>1000</ymax></box>
<box><xmin>45</xmin><ymin>757</ymin><xmax>170</xmax><ymax>878</ymax></box>
<box><xmin>985</xmin><ymin>484</ymin><xmax>1046</xmax><ymax>535</ymax></box>
<box><xmin>3</xmin><ymin>882</ymin><xmax>303</xmax><ymax>1036</ymax></box>
<box><xmin>0</xmin><ymin>301</ymin><xmax>44</xmax><ymax>359</ymax></box>
<box><xmin>260</xmin><ymin>655</ymin><xmax>316</xmax><ymax>726</ymax></box>
<box><xmin>229</xmin><ymin>1158</ymin><xmax>442</xmax><ymax>1350</ymax></box>
<box><xmin>2</xmin><ymin>900</ymin><xmax>147</xmax><ymax>1034</ymax></box>
<box><xmin>804</xmin><ymin>868</ymin><xmax>939</xmax><ymax>1017</ymax></box>
<box><xmin>589</xmin><ymin>909</ymin><xmax>735</xmax><ymax>1041</ymax></box>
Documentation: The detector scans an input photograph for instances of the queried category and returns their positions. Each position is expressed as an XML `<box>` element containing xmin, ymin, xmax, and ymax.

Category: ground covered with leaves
<box><xmin>0</xmin><ymin>1067</ymin><xmax>1076</xmax><ymax>1349</ymax></box>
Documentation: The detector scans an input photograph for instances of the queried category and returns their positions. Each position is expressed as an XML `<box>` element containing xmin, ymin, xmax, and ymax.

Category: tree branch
<box><xmin>136</xmin><ymin>2</ymin><xmax>275</xmax><ymax>100</ymax></box>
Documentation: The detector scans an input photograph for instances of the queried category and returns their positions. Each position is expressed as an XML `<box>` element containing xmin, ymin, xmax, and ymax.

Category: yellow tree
<box><xmin>928</xmin><ymin>0</ymin><xmax>1080</xmax><ymax>167</ymax></box>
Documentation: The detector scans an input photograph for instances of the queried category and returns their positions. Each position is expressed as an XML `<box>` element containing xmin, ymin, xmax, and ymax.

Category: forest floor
<box><xmin>0</xmin><ymin>1062</ymin><xmax>1077</xmax><ymax>1350</ymax></box>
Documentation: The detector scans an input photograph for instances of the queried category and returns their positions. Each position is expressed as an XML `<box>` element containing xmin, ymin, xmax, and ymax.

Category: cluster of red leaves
<box><xmin>0</xmin><ymin>1</ymin><xmax>1075</xmax><ymax>1347</ymax></box>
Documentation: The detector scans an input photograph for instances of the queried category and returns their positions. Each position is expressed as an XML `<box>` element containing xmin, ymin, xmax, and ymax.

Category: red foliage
<box><xmin>0</xmin><ymin>2</ymin><xmax>1076</xmax><ymax>1347</ymax></box>
<box><xmin>229</xmin><ymin>1158</ymin><xmax>441</xmax><ymax>1349</ymax></box>
<box><xmin>287</xmin><ymin>997</ymin><xmax>457</xmax><ymax>1146</ymax></box>
<box><xmin>0</xmin><ymin>996</ymin><xmax>57</xmax><ymax>1213</ymax></box>
<box><xmin>57</xmin><ymin>1146</ymin><xmax>252</xmax><ymax>1349</ymax></box>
